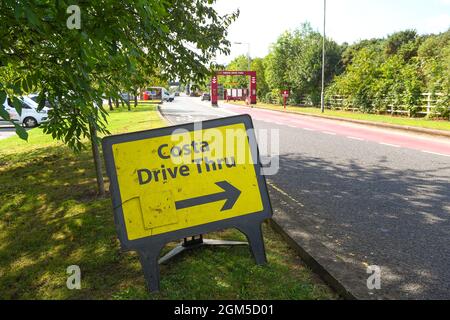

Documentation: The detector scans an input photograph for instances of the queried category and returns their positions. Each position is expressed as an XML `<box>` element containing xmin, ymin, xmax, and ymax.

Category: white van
<box><xmin>1</xmin><ymin>96</ymin><xmax>50</xmax><ymax>128</ymax></box>
<box><xmin>162</xmin><ymin>88</ymin><xmax>175</xmax><ymax>102</ymax></box>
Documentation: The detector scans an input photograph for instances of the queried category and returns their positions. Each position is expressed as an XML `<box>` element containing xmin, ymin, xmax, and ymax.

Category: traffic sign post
<box><xmin>281</xmin><ymin>90</ymin><xmax>289</xmax><ymax>110</ymax></box>
<box><xmin>211</xmin><ymin>75</ymin><xmax>218</xmax><ymax>106</ymax></box>
<box><xmin>102</xmin><ymin>115</ymin><xmax>272</xmax><ymax>292</ymax></box>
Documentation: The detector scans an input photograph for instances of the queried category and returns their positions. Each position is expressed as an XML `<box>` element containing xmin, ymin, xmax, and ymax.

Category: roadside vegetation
<box><xmin>1</xmin><ymin>0</ymin><xmax>240</xmax><ymax>197</ymax></box>
<box><xmin>229</xmin><ymin>101</ymin><xmax>450</xmax><ymax>132</ymax></box>
<box><xmin>219</xmin><ymin>24</ymin><xmax>449</xmax><ymax>120</ymax></box>
<box><xmin>0</xmin><ymin>105</ymin><xmax>335</xmax><ymax>300</ymax></box>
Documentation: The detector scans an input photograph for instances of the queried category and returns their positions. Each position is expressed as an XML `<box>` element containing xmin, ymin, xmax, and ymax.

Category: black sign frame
<box><xmin>102</xmin><ymin>114</ymin><xmax>273</xmax><ymax>291</ymax></box>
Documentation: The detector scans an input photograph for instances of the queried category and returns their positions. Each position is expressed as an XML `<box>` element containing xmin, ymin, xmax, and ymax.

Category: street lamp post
<box><xmin>234</xmin><ymin>42</ymin><xmax>251</xmax><ymax>71</ymax></box>
<box><xmin>234</xmin><ymin>42</ymin><xmax>251</xmax><ymax>103</ymax></box>
<box><xmin>320</xmin><ymin>0</ymin><xmax>326</xmax><ymax>113</ymax></box>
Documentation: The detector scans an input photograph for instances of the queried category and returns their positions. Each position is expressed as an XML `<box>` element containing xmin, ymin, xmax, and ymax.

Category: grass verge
<box><xmin>228</xmin><ymin>101</ymin><xmax>450</xmax><ymax>132</ymax></box>
<box><xmin>0</xmin><ymin>104</ymin><xmax>335</xmax><ymax>300</ymax></box>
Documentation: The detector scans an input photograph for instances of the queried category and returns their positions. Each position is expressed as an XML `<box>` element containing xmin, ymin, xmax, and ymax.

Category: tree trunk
<box><xmin>108</xmin><ymin>97</ymin><xmax>113</xmax><ymax>111</ymax></box>
<box><xmin>115</xmin><ymin>98</ymin><xmax>119</xmax><ymax>109</ymax></box>
<box><xmin>134</xmin><ymin>90</ymin><xmax>138</xmax><ymax>108</ymax></box>
<box><xmin>89</xmin><ymin>119</ymin><xmax>105</xmax><ymax>196</ymax></box>
<box><xmin>127</xmin><ymin>93</ymin><xmax>131</xmax><ymax>111</ymax></box>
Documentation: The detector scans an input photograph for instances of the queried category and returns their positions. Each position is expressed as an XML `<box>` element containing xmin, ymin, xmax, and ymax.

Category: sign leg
<box><xmin>239</xmin><ymin>223</ymin><xmax>267</xmax><ymax>265</ymax></box>
<box><xmin>139</xmin><ymin>249</ymin><xmax>162</xmax><ymax>292</ymax></box>
<box><xmin>158</xmin><ymin>235</ymin><xmax>248</xmax><ymax>265</ymax></box>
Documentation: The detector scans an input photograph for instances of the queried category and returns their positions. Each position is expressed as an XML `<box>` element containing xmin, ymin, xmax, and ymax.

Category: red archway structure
<box><xmin>211</xmin><ymin>70</ymin><xmax>256</xmax><ymax>106</ymax></box>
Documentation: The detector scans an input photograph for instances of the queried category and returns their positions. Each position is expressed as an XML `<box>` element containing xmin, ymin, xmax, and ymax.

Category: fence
<box><xmin>318</xmin><ymin>93</ymin><xmax>449</xmax><ymax>117</ymax></box>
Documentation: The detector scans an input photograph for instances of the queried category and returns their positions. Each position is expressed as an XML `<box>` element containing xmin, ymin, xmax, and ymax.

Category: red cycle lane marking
<box><xmin>223</xmin><ymin>105</ymin><xmax>450</xmax><ymax>157</ymax></box>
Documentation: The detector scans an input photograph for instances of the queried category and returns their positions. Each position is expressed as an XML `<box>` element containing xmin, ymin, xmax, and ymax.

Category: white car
<box><xmin>1</xmin><ymin>96</ymin><xmax>50</xmax><ymax>128</ymax></box>
<box><xmin>162</xmin><ymin>89</ymin><xmax>175</xmax><ymax>102</ymax></box>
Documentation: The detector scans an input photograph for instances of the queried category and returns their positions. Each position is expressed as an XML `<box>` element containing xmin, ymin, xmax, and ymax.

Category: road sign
<box><xmin>281</xmin><ymin>89</ymin><xmax>289</xmax><ymax>98</ymax></box>
<box><xmin>281</xmin><ymin>90</ymin><xmax>290</xmax><ymax>109</ymax></box>
<box><xmin>102</xmin><ymin>114</ymin><xmax>272</xmax><ymax>291</ymax></box>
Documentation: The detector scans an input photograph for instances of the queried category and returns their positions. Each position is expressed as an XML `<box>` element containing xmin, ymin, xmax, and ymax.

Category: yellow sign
<box><xmin>109</xmin><ymin>122</ymin><xmax>264</xmax><ymax>241</ymax></box>
<box><xmin>103</xmin><ymin>115</ymin><xmax>272</xmax><ymax>292</ymax></box>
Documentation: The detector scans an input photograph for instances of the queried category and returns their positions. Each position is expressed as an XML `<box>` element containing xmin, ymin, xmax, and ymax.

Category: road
<box><xmin>160</xmin><ymin>96</ymin><xmax>450</xmax><ymax>299</ymax></box>
<box><xmin>0</xmin><ymin>127</ymin><xmax>17</xmax><ymax>141</ymax></box>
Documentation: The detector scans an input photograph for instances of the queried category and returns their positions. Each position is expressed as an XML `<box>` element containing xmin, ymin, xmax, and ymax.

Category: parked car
<box><xmin>28</xmin><ymin>93</ymin><xmax>52</xmax><ymax>108</ymax></box>
<box><xmin>174</xmin><ymin>92</ymin><xmax>180</xmax><ymax>96</ymax></box>
<box><xmin>162</xmin><ymin>89</ymin><xmax>175</xmax><ymax>102</ymax></box>
<box><xmin>1</xmin><ymin>96</ymin><xmax>50</xmax><ymax>128</ymax></box>
<box><xmin>201</xmin><ymin>93</ymin><xmax>211</xmax><ymax>101</ymax></box>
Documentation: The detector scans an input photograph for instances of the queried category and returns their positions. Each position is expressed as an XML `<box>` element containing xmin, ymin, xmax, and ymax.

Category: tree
<box><xmin>265</xmin><ymin>23</ymin><xmax>343</xmax><ymax>105</ymax></box>
<box><xmin>220</xmin><ymin>55</ymin><xmax>250</xmax><ymax>89</ymax></box>
<box><xmin>327</xmin><ymin>47</ymin><xmax>383</xmax><ymax>112</ymax></box>
<box><xmin>251</xmin><ymin>57</ymin><xmax>269</xmax><ymax>101</ymax></box>
<box><xmin>1</xmin><ymin>0</ymin><xmax>238</xmax><ymax>194</ymax></box>
<box><xmin>341</xmin><ymin>38</ymin><xmax>383</xmax><ymax>68</ymax></box>
<box><xmin>385</xmin><ymin>30</ymin><xmax>418</xmax><ymax>56</ymax></box>
<box><xmin>328</xmin><ymin>37</ymin><xmax>425</xmax><ymax>114</ymax></box>
<box><xmin>287</xmin><ymin>26</ymin><xmax>343</xmax><ymax>105</ymax></box>
<box><xmin>418</xmin><ymin>29</ymin><xmax>450</xmax><ymax>117</ymax></box>
<box><xmin>265</xmin><ymin>31</ymin><xmax>295</xmax><ymax>93</ymax></box>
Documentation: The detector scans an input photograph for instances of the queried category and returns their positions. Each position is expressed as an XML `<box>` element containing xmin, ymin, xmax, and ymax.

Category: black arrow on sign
<box><xmin>175</xmin><ymin>181</ymin><xmax>241</xmax><ymax>211</ymax></box>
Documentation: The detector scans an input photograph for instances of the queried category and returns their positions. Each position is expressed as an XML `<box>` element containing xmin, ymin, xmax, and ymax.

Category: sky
<box><xmin>214</xmin><ymin>0</ymin><xmax>450</xmax><ymax>64</ymax></box>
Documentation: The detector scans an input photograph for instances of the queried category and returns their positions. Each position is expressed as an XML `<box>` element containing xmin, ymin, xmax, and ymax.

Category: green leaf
<box><xmin>11</xmin><ymin>97</ymin><xmax>22</xmax><ymax>115</ymax></box>
<box><xmin>14</xmin><ymin>123</ymin><xmax>28</xmax><ymax>141</ymax></box>
<box><xmin>24</xmin><ymin>6</ymin><xmax>39</xmax><ymax>27</ymax></box>
<box><xmin>0</xmin><ymin>106</ymin><xmax>11</xmax><ymax>121</ymax></box>
<box><xmin>1</xmin><ymin>0</ymin><xmax>238</xmax><ymax>154</ymax></box>
<box><xmin>22</xmin><ymin>78</ymin><xmax>29</xmax><ymax>92</ymax></box>
<box><xmin>0</xmin><ymin>91</ymin><xmax>6</xmax><ymax>104</ymax></box>
<box><xmin>26</xmin><ymin>75</ymin><xmax>34</xmax><ymax>92</ymax></box>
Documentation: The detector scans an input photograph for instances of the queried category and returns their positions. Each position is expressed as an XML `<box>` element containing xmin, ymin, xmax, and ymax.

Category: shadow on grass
<box><xmin>0</xmin><ymin>145</ymin><xmax>334</xmax><ymax>300</ymax></box>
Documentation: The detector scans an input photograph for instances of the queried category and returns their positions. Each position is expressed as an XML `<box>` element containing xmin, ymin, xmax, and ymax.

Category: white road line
<box><xmin>288</xmin><ymin>125</ymin><xmax>296</xmax><ymax>128</ymax></box>
<box><xmin>216</xmin><ymin>109</ymin><xmax>236</xmax><ymax>115</ymax></box>
<box><xmin>347</xmin><ymin>136</ymin><xmax>364</xmax><ymax>141</ymax></box>
<box><xmin>379</xmin><ymin>142</ymin><xmax>401</xmax><ymax>148</ymax></box>
<box><xmin>322</xmin><ymin>131</ymin><xmax>337</xmax><ymax>135</ymax></box>
<box><xmin>421</xmin><ymin>150</ymin><xmax>450</xmax><ymax>157</ymax></box>
<box><xmin>303</xmin><ymin>128</ymin><xmax>315</xmax><ymax>131</ymax></box>
<box><xmin>275</xmin><ymin>122</ymin><xmax>283</xmax><ymax>125</ymax></box>
<box><xmin>267</xmin><ymin>181</ymin><xmax>305</xmax><ymax>207</ymax></box>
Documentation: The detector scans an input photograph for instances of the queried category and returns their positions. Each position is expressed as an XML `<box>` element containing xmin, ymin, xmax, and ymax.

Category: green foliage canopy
<box><xmin>328</xmin><ymin>29</ymin><xmax>449</xmax><ymax>117</ymax></box>
<box><xmin>0</xmin><ymin>0</ymin><xmax>238</xmax><ymax>149</ymax></box>
<box><xmin>264</xmin><ymin>23</ymin><xmax>343</xmax><ymax>105</ymax></box>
